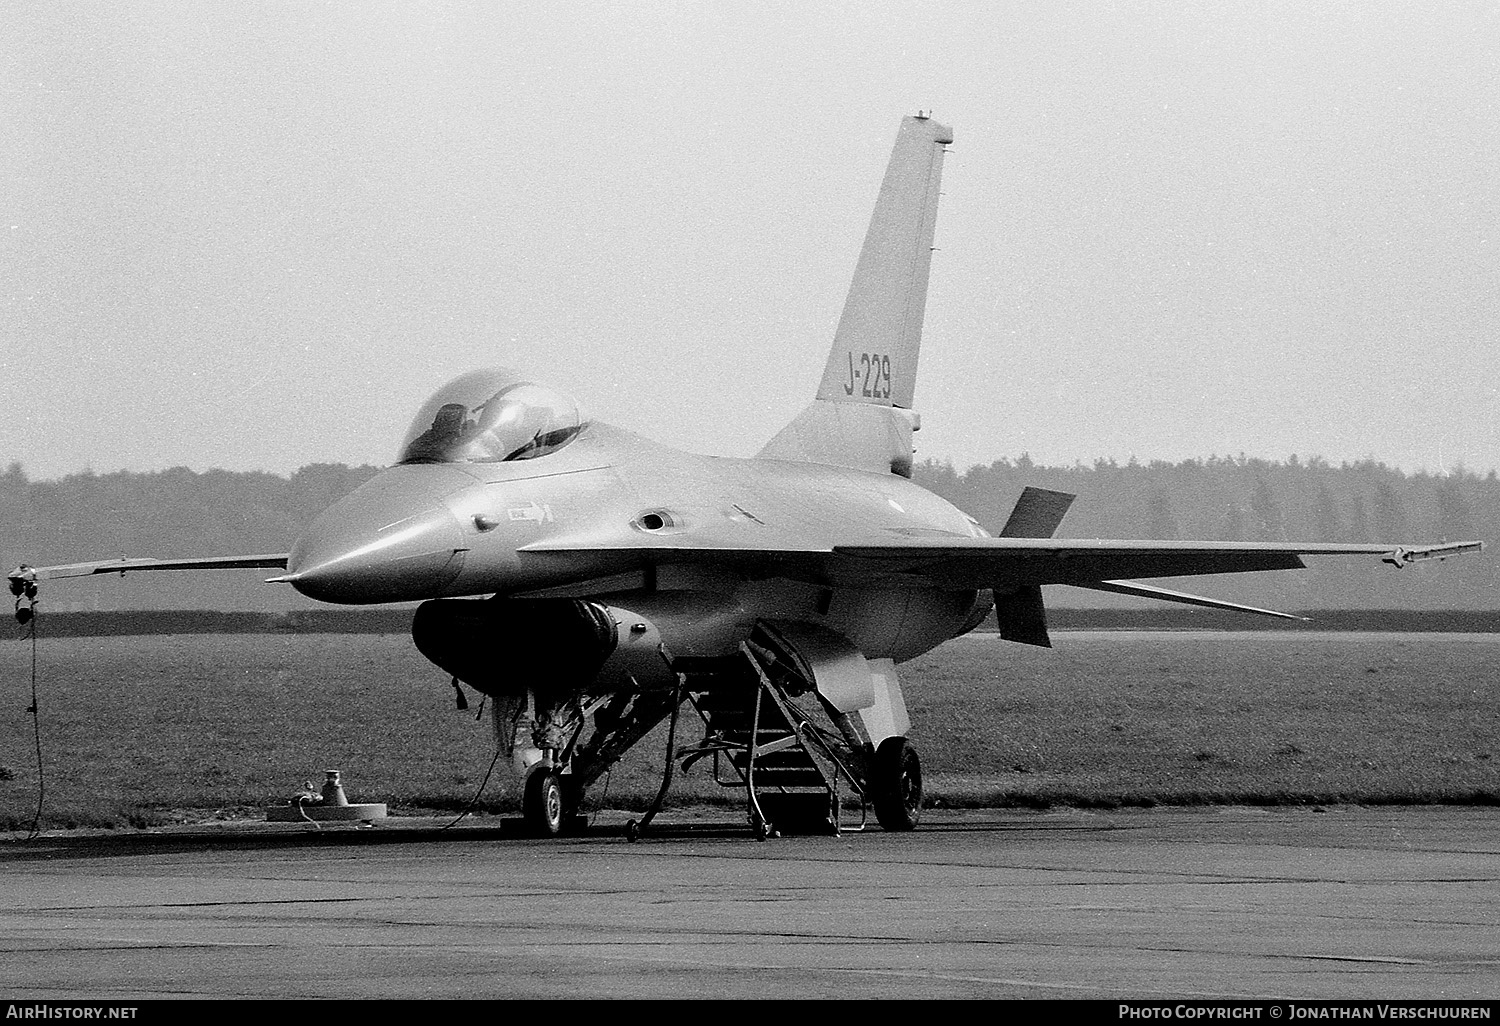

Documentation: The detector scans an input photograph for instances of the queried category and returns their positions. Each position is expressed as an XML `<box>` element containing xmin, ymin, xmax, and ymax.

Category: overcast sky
<box><xmin>4</xmin><ymin>2</ymin><xmax>1496</xmax><ymax>481</ymax></box>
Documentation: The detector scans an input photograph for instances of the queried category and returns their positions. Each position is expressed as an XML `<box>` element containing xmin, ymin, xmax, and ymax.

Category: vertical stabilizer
<box><xmin>817</xmin><ymin>115</ymin><xmax>952</xmax><ymax>409</ymax></box>
<box><xmin>759</xmin><ymin>115</ymin><xmax>952</xmax><ymax>476</ymax></box>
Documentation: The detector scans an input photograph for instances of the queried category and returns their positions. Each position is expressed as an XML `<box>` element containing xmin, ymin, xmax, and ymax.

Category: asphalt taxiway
<box><xmin>1</xmin><ymin>806</ymin><xmax>1496</xmax><ymax>1000</ymax></box>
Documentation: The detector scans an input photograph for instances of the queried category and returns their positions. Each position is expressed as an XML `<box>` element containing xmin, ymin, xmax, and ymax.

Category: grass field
<box><xmin>1</xmin><ymin>631</ymin><xmax>1496</xmax><ymax>830</ymax></box>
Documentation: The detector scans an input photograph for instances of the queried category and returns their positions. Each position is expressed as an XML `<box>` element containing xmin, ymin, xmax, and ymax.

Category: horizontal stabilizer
<box><xmin>999</xmin><ymin>487</ymin><xmax>1075</xmax><ymax>539</ymax></box>
<box><xmin>1070</xmin><ymin>580</ymin><xmax>1308</xmax><ymax>621</ymax></box>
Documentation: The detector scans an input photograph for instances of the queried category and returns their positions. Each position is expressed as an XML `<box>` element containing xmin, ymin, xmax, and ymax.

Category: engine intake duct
<box><xmin>412</xmin><ymin>597</ymin><xmax>619</xmax><ymax>696</ymax></box>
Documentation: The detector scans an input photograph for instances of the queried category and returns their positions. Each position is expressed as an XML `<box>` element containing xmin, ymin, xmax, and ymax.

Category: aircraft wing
<box><xmin>828</xmin><ymin>538</ymin><xmax>1484</xmax><ymax>589</ymax></box>
<box><xmin>521</xmin><ymin>537</ymin><xmax>1481</xmax><ymax>590</ymax></box>
<box><xmin>8</xmin><ymin>554</ymin><xmax>290</xmax><ymax>590</ymax></box>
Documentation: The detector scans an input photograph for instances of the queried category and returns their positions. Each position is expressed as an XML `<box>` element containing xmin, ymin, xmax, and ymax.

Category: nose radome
<box><xmin>284</xmin><ymin>467</ymin><xmax>471</xmax><ymax>604</ymax></box>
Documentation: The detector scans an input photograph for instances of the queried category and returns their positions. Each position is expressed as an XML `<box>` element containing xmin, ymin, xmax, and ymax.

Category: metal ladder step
<box><xmin>662</xmin><ymin>633</ymin><xmax>866</xmax><ymax>837</ymax></box>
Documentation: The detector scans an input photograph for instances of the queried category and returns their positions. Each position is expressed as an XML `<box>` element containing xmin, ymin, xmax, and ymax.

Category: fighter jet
<box><xmin>8</xmin><ymin>116</ymin><xmax>1481</xmax><ymax>839</ymax></box>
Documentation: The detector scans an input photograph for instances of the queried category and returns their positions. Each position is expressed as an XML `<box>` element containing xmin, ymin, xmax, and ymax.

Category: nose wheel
<box><xmin>524</xmin><ymin>768</ymin><xmax>566</xmax><ymax>837</ymax></box>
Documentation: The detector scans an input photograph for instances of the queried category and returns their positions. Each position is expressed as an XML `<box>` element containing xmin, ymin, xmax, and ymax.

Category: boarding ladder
<box><xmin>628</xmin><ymin>624</ymin><xmax>867</xmax><ymax>840</ymax></box>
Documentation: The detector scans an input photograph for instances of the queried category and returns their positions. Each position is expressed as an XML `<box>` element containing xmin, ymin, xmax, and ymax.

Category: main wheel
<box><xmin>524</xmin><ymin>769</ymin><xmax>565</xmax><ymax>837</ymax></box>
<box><xmin>871</xmin><ymin>736</ymin><xmax>922</xmax><ymax>831</ymax></box>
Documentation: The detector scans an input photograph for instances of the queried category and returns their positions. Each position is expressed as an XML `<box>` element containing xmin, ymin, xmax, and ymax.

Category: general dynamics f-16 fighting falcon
<box><xmin>8</xmin><ymin>115</ymin><xmax>1482</xmax><ymax>839</ymax></box>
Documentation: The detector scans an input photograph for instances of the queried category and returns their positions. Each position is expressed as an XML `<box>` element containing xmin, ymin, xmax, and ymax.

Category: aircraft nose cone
<box><xmin>286</xmin><ymin>467</ymin><xmax>470</xmax><ymax>604</ymax></box>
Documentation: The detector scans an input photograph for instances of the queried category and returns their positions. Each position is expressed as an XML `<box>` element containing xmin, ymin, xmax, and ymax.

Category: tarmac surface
<box><xmin>1</xmin><ymin>805</ymin><xmax>1497</xmax><ymax>1000</ymax></box>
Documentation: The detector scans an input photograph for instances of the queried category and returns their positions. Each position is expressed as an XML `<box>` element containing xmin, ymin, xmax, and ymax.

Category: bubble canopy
<box><xmin>398</xmin><ymin>369</ymin><xmax>586</xmax><ymax>465</ymax></box>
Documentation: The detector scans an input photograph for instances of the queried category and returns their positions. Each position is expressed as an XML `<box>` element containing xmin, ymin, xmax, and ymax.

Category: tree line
<box><xmin>1</xmin><ymin>456</ymin><xmax>1493</xmax><ymax>611</ymax></box>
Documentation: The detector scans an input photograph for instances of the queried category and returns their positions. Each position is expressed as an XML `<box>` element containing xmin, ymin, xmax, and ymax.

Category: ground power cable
<box><xmin>439</xmin><ymin>744</ymin><xmax>505</xmax><ymax>832</ymax></box>
<box><xmin>438</xmin><ymin>687</ymin><xmax>504</xmax><ymax>832</ymax></box>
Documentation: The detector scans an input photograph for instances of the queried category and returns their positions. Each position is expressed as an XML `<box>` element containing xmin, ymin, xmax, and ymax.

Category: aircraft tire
<box><xmin>524</xmin><ymin>769</ymin><xmax>565</xmax><ymax>837</ymax></box>
<box><xmin>871</xmin><ymin>736</ymin><xmax>923</xmax><ymax>831</ymax></box>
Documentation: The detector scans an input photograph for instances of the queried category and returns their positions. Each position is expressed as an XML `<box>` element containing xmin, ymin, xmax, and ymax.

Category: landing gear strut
<box><xmin>495</xmin><ymin>629</ymin><xmax>924</xmax><ymax>839</ymax></box>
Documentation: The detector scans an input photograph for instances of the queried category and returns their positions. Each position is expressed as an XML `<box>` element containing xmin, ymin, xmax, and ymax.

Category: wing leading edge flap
<box><xmin>835</xmin><ymin>539</ymin><xmax>1310</xmax><ymax>587</ymax></box>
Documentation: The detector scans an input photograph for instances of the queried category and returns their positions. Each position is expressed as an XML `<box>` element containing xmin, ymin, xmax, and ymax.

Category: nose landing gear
<box><xmin>523</xmin><ymin>767</ymin><xmax>567</xmax><ymax>837</ymax></box>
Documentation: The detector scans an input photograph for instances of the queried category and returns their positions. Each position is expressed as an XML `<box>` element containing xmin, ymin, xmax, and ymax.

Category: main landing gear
<box><xmin>624</xmin><ymin>627</ymin><xmax>926</xmax><ymax>840</ymax></box>
<box><xmin>870</xmin><ymin>736</ymin><xmax>922</xmax><ymax>831</ymax></box>
<box><xmin>497</xmin><ymin>627</ymin><xmax>926</xmax><ymax>840</ymax></box>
